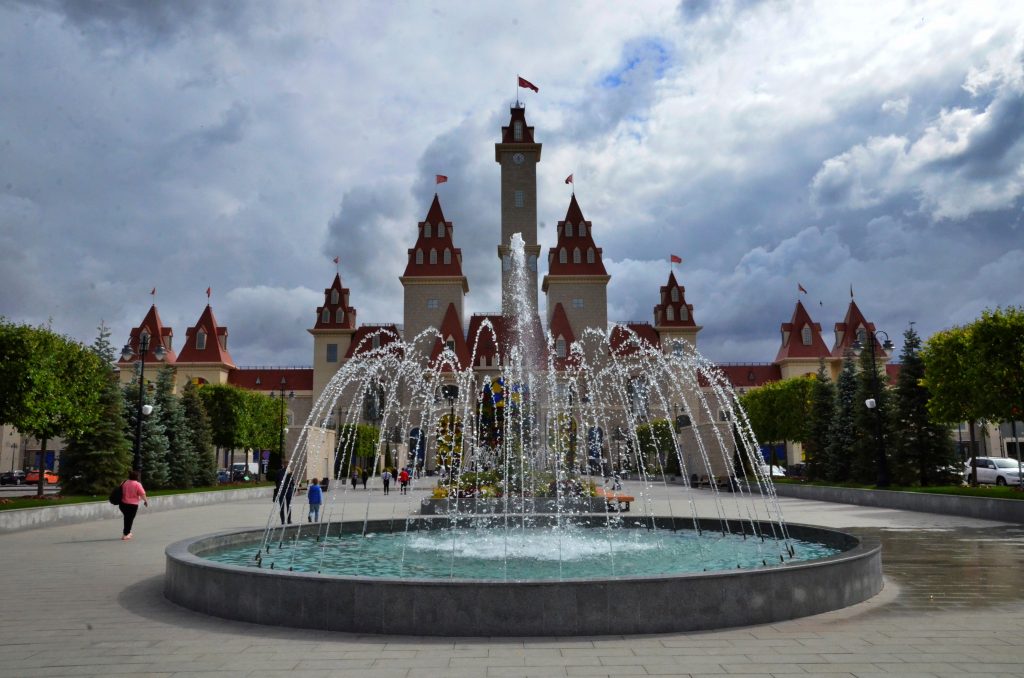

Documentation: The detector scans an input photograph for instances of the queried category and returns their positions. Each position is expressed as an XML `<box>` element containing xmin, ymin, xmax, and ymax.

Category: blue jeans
<box><xmin>308</xmin><ymin>504</ymin><xmax>321</xmax><ymax>522</ymax></box>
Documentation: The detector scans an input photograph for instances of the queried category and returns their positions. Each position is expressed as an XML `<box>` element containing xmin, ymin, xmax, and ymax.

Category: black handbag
<box><xmin>108</xmin><ymin>482</ymin><xmax>124</xmax><ymax>505</ymax></box>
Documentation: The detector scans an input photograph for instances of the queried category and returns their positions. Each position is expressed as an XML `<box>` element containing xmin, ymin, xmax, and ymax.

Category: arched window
<box><xmin>555</xmin><ymin>336</ymin><xmax>566</xmax><ymax>358</ymax></box>
<box><xmin>559</xmin><ymin>248</ymin><xmax>567</xmax><ymax>264</ymax></box>
<box><xmin>573</xmin><ymin>247</ymin><xmax>581</xmax><ymax>264</ymax></box>
<box><xmin>196</xmin><ymin>330</ymin><xmax>206</xmax><ymax>350</ymax></box>
<box><xmin>586</xmin><ymin>248</ymin><xmax>595</xmax><ymax>264</ymax></box>
<box><xmin>670</xmin><ymin>287</ymin><xmax>679</xmax><ymax>302</ymax></box>
<box><xmin>513</xmin><ymin>121</ymin><xmax>523</xmax><ymax>141</ymax></box>
<box><xmin>581</xmin><ymin>223</ymin><xmax>588</xmax><ymax>237</ymax></box>
<box><xmin>321</xmin><ymin>308</ymin><xmax>330</xmax><ymax>323</ymax></box>
<box><xmin>666</xmin><ymin>306</ymin><xmax>675</xmax><ymax>321</ymax></box>
<box><xmin>372</xmin><ymin>335</ymin><xmax>381</xmax><ymax>349</ymax></box>
<box><xmin>336</xmin><ymin>309</ymin><xmax>345</xmax><ymax>324</ymax></box>
<box><xmin>680</xmin><ymin>306</ymin><xmax>689</xmax><ymax>321</ymax></box>
<box><xmin>424</xmin><ymin>222</ymin><xmax>432</xmax><ymax>237</ymax></box>
<box><xmin>856</xmin><ymin>327</ymin><xmax>867</xmax><ymax>344</ymax></box>
<box><xmin>331</xmin><ymin>290</ymin><xmax>339</xmax><ymax>304</ymax></box>
<box><xmin>529</xmin><ymin>255</ymin><xmax>537</xmax><ymax>271</ymax></box>
<box><xmin>565</xmin><ymin>222</ymin><xmax>573</xmax><ymax>237</ymax></box>
<box><xmin>801</xmin><ymin>326</ymin><xmax>812</xmax><ymax>345</ymax></box>
<box><xmin>415</xmin><ymin>249</ymin><xmax>423</xmax><ymax>265</ymax></box>
<box><xmin>438</xmin><ymin>223</ymin><xmax>445</xmax><ymax>238</ymax></box>
<box><xmin>443</xmin><ymin>249</ymin><xmax>451</xmax><ymax>265</ymax></box>
<box><xmin>429</xmin><ymin>249</ymin><xmax>437</xmax><ymax>265</ymax></box>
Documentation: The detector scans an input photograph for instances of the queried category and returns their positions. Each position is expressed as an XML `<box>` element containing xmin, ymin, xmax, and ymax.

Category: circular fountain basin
<box><xmin>165</xmin><ymin>516</ymin><xmax>882</xmax><ymax>636</ymax></box>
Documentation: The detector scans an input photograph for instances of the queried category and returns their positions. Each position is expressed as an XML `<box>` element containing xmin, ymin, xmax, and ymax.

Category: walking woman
<box><xmin>119</xmin><ymin>470</ymin><xmax>148</xmax><ymax>540</ymax></box>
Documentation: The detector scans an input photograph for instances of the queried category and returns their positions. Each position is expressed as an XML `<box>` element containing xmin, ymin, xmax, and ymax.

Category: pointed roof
<box><xmin>467</xmin><ymin>314</ymin><xmax>506</xmax><ymax>367</ymax></box>
<box><xmin>546</xmin><ymin>194</ymin><xmax>608</xmax><ymax>276</ymax></box>
<box><xmin>402</xmin><ymin>194</ymin><xmax>468</xmax><ymax>286</ymax></box>
<box><xmin>119</xmin><ymin>305</ymin><xmax>176</xmax><ymax>365</ymax></box>
<box><xmin>345</xmin><ymin>325</ymin><xmax>402</xmax><ymax>360</ymax></box>
<box><xmin>429</xmin><ymin>303</ymin><xmax>471</xmax><ymax>370</ymax></box>
<box><xmin>831</xmin><ymin>300</ymin><xmax>884</xmax><ymax>358</ymax></box>
<box><xmin>313</xmin><ymin>273</ymin><xmax>357</xmax><ymax>330</ymax></box>
<box><xmin>229</xmin><ymin>368</ymin><xmax>314</xmax><ymax>392</ymax></box>
<box><xmin>500</xmin><ymin>105</ymin><xmax>536</xmax><ymax>144</ymax></box>
<box><xmin>176</xmin><ymin>305</ymin><xmax>235</xmax><ymax>366</ymax></box>
<box><xmin>548</xmin><ymin>302</ymin><xmax>577</xmax><ymax>369</ymax></box>
<box><xmin>775</xmin><ymin>300</ymin><xmax>830</xmax><ymax>362</ymax></box>
<box><xmin>653</xmin><ymin>271</ymin><xmax>696</xmax><ymax>327</ymax></box>
<box><xmin>610</xmin><ymin>323</ymin><xmax>661</xmax><ymax>357</ymax></box>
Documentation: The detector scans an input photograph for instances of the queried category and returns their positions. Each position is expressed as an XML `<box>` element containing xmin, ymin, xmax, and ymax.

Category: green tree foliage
<box><xmin>889</xmin><ymin>326</ymin><xmax>956</xmax><ymax>486</ymax></box>
<box><xmin>61</xmin><ymin>323</ymin><xmax>132</xmax><ymax>495</ymax></box>
<box><xmin>155</xmin><ymin>367</ymin><xmax>196</xmax><ymax>488</ymax></box>
<box><xmin>123</xmin><ymin>379</ymin><xmax>171</xmax><ymax>487</ymax></box>
<box><xmin>803</xmin><ymin>362</ymin><xmax>836</xmax><ymax>481</ymax></box>
<box><xmin>850</xmin><ymin>344</ymin><xmax>893</xmax><ymax>484</ymax></box>
<box><xmin>0</xmin><ymin>319</ymin><xmax>33</xmax><ymax>426</ymax></box>
<box><xmin>635</xmin><ymin>418</ymin><xmax>677</xmax><ymax>475</ymax></box>
<box><xmin>337</xmin><ymin>423</ymin><xmax>380</xmax><ymax>476</ymax></box>
<box><xmin>739</xmin><ymin>375</ymin><xmax>812</xmax><ymax>471</ymax></box>
<box><xmin>922</xmin><ymin>325</ymin><xmax>983</xmax><ymax>481</ymax></box>
<box><xmin>825</xmin><ymin>353</ymin><xmax>858</xmax><ymax>482</ymax></box>
<box><xmin>181</xmin><ymin>381</ymin><xmax>216</xmax><ymax>486</ymax></box>
<box><xmin>971</xmin><ymin>307</ymin><xmax>1024</xmax><ymax>428</ymax></box>
<box><xmin>199</xmin><ymin>383</ymin><xmax>245</xmax><ymax>467</ymax></box>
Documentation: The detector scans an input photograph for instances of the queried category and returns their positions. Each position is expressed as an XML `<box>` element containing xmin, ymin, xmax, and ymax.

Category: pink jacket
<box><xmin>121</xmin><ymin>480</ymin><xmax>147</xmax><ymax>506</ymax></box>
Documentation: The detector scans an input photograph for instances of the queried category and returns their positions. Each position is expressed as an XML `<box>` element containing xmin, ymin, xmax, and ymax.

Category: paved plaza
<box><xmin>1</xmin><ymin>482</ymin><xmax>1022</xmax><ymax>677</ymax></box>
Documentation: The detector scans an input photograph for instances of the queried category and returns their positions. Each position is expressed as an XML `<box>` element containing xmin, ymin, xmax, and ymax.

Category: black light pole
<box><xmin>441</xmin><ymin>385</ymin><xmax>458</xmax><ymax>479</ymax></box>
<box><xmin>852</xmin><ymin>331</ymin><xmax>895</xmax><ymax>488</ymax></box>
<box><xmin>121</xmin><ymin>334</ymin><xmax>165</xmax><ymax>478</ymax></box>
<box><xmin>273</xmin><ymin>377</ymin><xmax>294</xmax><ymax>478</ymax></box>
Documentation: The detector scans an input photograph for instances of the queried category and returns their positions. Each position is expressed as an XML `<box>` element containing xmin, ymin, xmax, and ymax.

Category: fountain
<box><xmin>165</xmin><ymin>234</ymin><xmax>882</xmax><ymax>635</ymax></box>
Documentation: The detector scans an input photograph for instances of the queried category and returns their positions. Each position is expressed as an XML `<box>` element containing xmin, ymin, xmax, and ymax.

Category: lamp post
<box><xmin>852</xmin><ymin>330</ymin><xmax>895</xmax><ymax>488</ymax></box>
<box><xmin>272</xmin><ymin>378</ymin><xmax>294</xmax><ymax>479</ymax></box>
<box><xmin>120</xmin><ymin>334</ymin><xmax>166</xmax><ymax>478</ymax></box>
<box><xmin>441</xmin><ymin>384</ymin><xmax>459</xmax><ymax>480</ymax></box>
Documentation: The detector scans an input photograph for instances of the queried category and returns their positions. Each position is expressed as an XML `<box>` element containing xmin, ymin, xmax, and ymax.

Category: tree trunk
<box><xmin>969</xmin><ymin>420</ymin><xmax>978</xmax><ymax>486</ymax></box>
<box><xmin>36</xmin><ymin>438</ymin><xmax>47</xmax><ymax>498</ymax></box>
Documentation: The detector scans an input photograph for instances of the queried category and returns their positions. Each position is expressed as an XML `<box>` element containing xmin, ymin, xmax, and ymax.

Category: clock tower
<box><xmin>495</xmin><ymin>105</ymin><xmax>542</xmax><ymax>316</ymax></box>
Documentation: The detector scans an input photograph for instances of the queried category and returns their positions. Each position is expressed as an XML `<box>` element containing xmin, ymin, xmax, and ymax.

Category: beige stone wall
<box><xmin>779</xmin><ymin>358</ymin><xmax>825</xmax><ymax>381</ymax></box>
<box><xmin>172</xmin><ymin>364</ymin><xmax>232</xmax><ymax>394</ymax></box>
<box><xmin>545</xmin><ymin>277</ymin><xmax>609</xmax><ymax>337</ymax></box>
<box><xmin>401</xmin><ymin>278</ymin><xmax>465</xmax><ymax>353</ymax></box>
<box><xmin>497</xmin><ymin>146</ymin><xmax>540</xmax><ymax>315</ymax></box>
<box><xmin>310</xmin><ymin>330</ymin><xmax>354</xmax><ymax>402</ymax></box>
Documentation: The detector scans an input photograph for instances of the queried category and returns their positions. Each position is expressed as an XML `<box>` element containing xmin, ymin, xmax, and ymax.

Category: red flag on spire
<box><xmin>564</xmin><ymin>174</ymin><xmax>573</xmax><ymax>185</ymax></box>
<box><xmin>670</xmin><ymin>254</ymin><xmax>682</xmax><ymax>264</ymax></box>
<box><xmin>206</xmin><ymin>286</ymin><xmax>211</xmax><ymax>299</ymax></box>
<box><xmin>850</xmin><ymin>284</ymin><xmax>854</xmax><ymax>299</ymax></box>
<box><xmin>798</xmin><ymin>283</ymin><xmax>807</xmax><ymax>294</ymax></box>
<box><xmin>435</xmin><ymin>175</ymin><xmax>448</xmax><ymax>185</ymax></box>
<box><xmin>517</xmin><ymin>76</ymin><xmax>539</xmax><ymax>93</ymax></box>
<box><xmin>150</xmin><ymin>287</ymin><xmax>156</xmax><ymax>296</ymax></box>
<box><xmin>333</xmin><ymin>256</ymin><xmax>339</xmax><ymax>265</ymax></box>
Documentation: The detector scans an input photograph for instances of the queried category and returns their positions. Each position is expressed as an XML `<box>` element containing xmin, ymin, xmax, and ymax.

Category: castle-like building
<box><xmin>105</xmin><ymin>103</ymin><xmax>896</xmax><ymax>473</ymax></box>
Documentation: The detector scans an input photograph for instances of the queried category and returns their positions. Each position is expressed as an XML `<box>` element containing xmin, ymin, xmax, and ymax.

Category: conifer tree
<box><xmin>155</xmin><ymin>366</ymin><xmax>197</xmax><ymax>488</ymax></box>
<box><xmin>826</xmin><ymin>353</ymin><xmax>858</xmax><ymax>482</ymax></box>
<box><xmin>181</xmin><ymin>381</ymin><xmax>216</xmax><ymax>486</ymax></box>
<box><xmin>123</xmin><ymin>381</ymin><xmax>171</xmax><ymax>487</ymax></box>
<box><xmin>61</xmin><ymin>323</ymin><xmax>132</xmax><ymax>495</ymax></box>
<box><xmin>803</xmin><ymin>361</ymin><xmax>835</xmax><ymax>480</ymax></box>
<box><xmin>890</xmin><ymin>326</ymin><xmax>955</xmax><ymax>485</ymax></box>
<box><xmin>850</xmin><ymin>344</ymin><xmax>892</xmax><ymax>484</ymax></box>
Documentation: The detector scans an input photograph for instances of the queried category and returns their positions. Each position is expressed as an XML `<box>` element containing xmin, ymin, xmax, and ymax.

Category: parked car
<box><xmin>25</xmin><ymin>469</ymin><xmax>59</xmax><ymax>484</ymax></box>
<box><xmin>965</xmin><ymin>457</ymin><xmax>1024</xmax><ymax>486</ymax></box>
<box><xmin>785</xmin><ymin>463</ymin><xmax>807</xmax><ymax>478</ymax></box>
<box><xmin>0</xmin><ymin>470</ymin><xmax>26</xmax><ymax>485</ymax></box>
<box><xmin>216</xmin><ymin>469</ymin><xmax>231</xmax><ymax>484</ymax></box>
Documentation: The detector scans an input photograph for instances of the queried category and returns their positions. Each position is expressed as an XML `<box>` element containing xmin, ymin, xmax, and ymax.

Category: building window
<box><xmin>336</xmin><ymin>309</ymin><xmax>345</xmax><ymax>324</ymax></box>
<box><xmin>429</xmin><ymin>249</ymin><xmax>437</xmax><ymax>265</ymax></box>
<box><xmin>528</xmin><ymin>255</ymin><xmax>537</xmax><ymax>272</ymax></box>
<box><xmin>443</xmin><ymin>249</ymin><xmax>451</xmax><ymax>265</ymax></box>
<box><xmin>221</xmin><ymin>335</ymin><xmax>227</xmax><ymax>350</ymax></box>
<box><xmin>801</xmin><ymin>326</ymin><xmax>812</xmax><ymax>345</ymax></box>
<box><xmin>415</xmin><ymin>249</ymin><xmax>423</xmax><ymax>265</ymax></box>
<box><xmin>427</xmin><ymin>298</ymin><xmax>439</xmax><ymax>309</ymax></box>
<box><xmin>424</xmin><ymin>222</ymin><xmax>432</xmax><ymax>237</ymax></box>
<box><xmin>572</xmin><ymin>298</ymin><xmax>584</xmax><ymax>309</ymax></box>
<box><xmin>326</xmin><ymin>343</ymin><xmax>338</xmax><ymax>363</ymax></box>
<box><xmin>857</xmin><ymin>327</ymin><xmax>867</xmax><ymax>344</ymax></box>
<box><xmin>680</xmin><ymin>306</ymin><xmax>689</xmax><ymax>321</ymax></box>
<box><xmin>672</xmin><ymin>341</ymin><xmax>684</xmax><ymax>357</ymax></box>
<box><xmin>586</xmin><ymin>248</ymin><xmax>594</xmax><ymax>264</ymax></box>
<box><xmin>573</xmin><ymin>247</ymin><xmax>581</xmax><ymax>264</ymax></box>
<box><xmin>514</xmin><ymin>190</ymin><xmax>524</xmax><ymax>208</ymax></box>
<box><xmin>555</xmin><ymin>336</ymin><xmax>566</xmax><ymax>358</ymax></box>
<box><xmin>502</xmin><ymin>255</ymin><xmax>511</xmax><ymax>271</ymax></box>
<box><xmin>331</xmin><ymin>289</ymin><xmax>339</xmax><ymax>304</ymax></box>
<box><xmin>666</xmin><ymin>306</ymin><xmax>675</xmax><ymax>321</ymax></box>
<box><xmin>372</xmin><ymin>335</ymin><xmax>381</xmax><ymax>349</ymax></box>
<box><xmin>321</xmin><ymin>308</ymin><xmax>330</xmax><ymax>323</ymax></box>
<box><xmin>671</xmin><ymin>287</ymin><xmax>679</xmax><ymax>302</ymax></box>
<box><xmin>195</xmin><ymin>331</ymin><xmax>206</xmax><ymax>350</ymax></box>
<box><xmin>445</xmin><ymin>338</ymin><xmax>456</xmax><ymax>353</ymax></box>
<box><xmin>566</xmin><ymin>222</ymin><xmax>573</xmax><ymax>237</ymax></box>
<box><xmin>513</xmin><ymin>120</ymin><xmax>523</xmax><ymax>141</ymax></box>
<box><xmin>559</xmin><ymin>248</ymin><xmax>567</xmax><ymax>264</ymax></box>
<box><xmin>438</xmin><ymin>223</ymin><xmax>445</xmax><ymax>238</ymax></box>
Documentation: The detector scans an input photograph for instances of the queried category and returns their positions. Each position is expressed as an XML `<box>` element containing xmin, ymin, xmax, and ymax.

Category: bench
<box><xmin>595</xmin><ymin>488</ymin><xmax>635</xmax><ymax>512</ymax></box>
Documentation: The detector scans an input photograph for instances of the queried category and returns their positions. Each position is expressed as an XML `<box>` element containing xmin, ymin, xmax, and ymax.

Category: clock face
<box><xmin>512</xmin><ymin>153</ymin><xmax>525</xmax><ymax>165</ymax></box>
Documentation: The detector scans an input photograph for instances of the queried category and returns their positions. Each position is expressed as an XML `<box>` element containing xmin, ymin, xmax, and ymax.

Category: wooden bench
<box><xmin>595</xmin><ymin>488</ymin><xmax>635</xmax><ymax>512</ymax></box>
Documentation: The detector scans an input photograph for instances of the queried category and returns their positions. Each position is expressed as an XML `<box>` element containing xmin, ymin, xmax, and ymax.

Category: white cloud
<box><xmin>881</xmin><ymin>97</ymin><xmax>909</xmax><ymax>117</ymax></box>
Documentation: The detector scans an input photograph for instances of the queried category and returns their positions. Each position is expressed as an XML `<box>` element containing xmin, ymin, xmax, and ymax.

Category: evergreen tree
<box><xmin>155</xmin><ymin>366</ymin><xmax>196</xmax><ymax>488</ymax></box>
<box><xmin>803</xmin><ymin>361</ymin><xmax>835</xmax><ymax>481</ymax></box>
<box><xmin>61</xmin><ymin>323</ymin><xmax>131</xmax><ymax>495</ymax></box>
<box><xmin>123</xmin><ymin>380</ymin><xmax>171</xmax><ymax>487</ymax></box>
<box><xmin>850</xmin><ymin>343</ymin><xmax>892</xmax><ymax>484</ymax></box>
<box><xmin>826</xmin><ymin>353</ymin><xmax>858</xmax><ymax>482</ymax></box>
<box><xmin>181</xmin><ymin>381</ymin><xmax>216</xmax><ymax>486</ymax></box>
<box><xmin>890</xmin><ymin>326</ymin><xmax>955</xmax><ymax>485</ymax></box>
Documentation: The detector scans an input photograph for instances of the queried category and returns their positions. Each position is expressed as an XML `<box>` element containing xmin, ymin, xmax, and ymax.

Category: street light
<box><xmin>852</xmin><ymin>330</ymin><xmax>895</xmax><ymax>488</ymax></box>
<box><xmin>120</xmin><ymin>333</ymin><xmax>166</xmax><ymax>478</ymax></box>
<box><xmin>272</xmin><ymin>377</ymin><xmax>294</xmax><ymax>479</ymax></box>
<box><xmin>441</xmin><ymin>384</ymin><xmax>459</xmax><ymax>479</ymax></box>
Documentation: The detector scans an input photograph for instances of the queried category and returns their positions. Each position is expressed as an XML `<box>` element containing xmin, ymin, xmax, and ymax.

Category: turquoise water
<box><xmin>207</xmin><ymin>527</ymin><xmax>839</xmax><ymax>580</ymax></box>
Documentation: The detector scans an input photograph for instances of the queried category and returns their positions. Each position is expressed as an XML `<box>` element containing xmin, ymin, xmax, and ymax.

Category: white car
<box><xmin>965</xmin><ymin>457</ymin><xmax>1024</xmax><ymax>486</ymax></box>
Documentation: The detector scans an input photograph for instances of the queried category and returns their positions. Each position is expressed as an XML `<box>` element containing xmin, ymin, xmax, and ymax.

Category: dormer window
<box><xmin>586</xmin><ymin>248</ymin><xmax>595</xmax><ymax>264</ymax></box>
<box><xmin>443</xmin><ymin>249</ymin><xmax>451</xmax><ymax>265</ymax></box>
<box><xmin>666</xmin><ymin>306</ymin><xmax>675</xmax><ymax>321</ymax></box>
<box><xmin>416</xmin><ymin>249</ymin><xmax>424</xmax><ymax>265</ymax></box>
<box><xmin>321</xmin><ymin>308</ymin><xmax>329</xmax><ymax>323</ymax></box>
<box><xmin>445</xmin><ymin>338</ymin><xmax>456</xmax><ymax>353</ymax></box>
<box><xmin>196</xmin><ymin>331</ymin><xmax>206</xmax><ymax>350</ymax></box>
<box><xmin>566</xmin><ymin>222</ymin><xmax>573</xmax><ymax>237</ymax></box>
<box><xmin>424</xmin><ymin>222</ymin><xmax>432</xmax><ymax>237</ymax></box>
<box><xmin>336</xmin><ymin>309</ymin><xmax>345</xmax><ymax>324</ymax></box>
<box><xmin>372</xmin><ymin>335</ymin><xmax>381</xmax><ymax>349</ymax></box>
<box><xmin>579</xmin><ymin>223</ymin><xmax>587</xmax><ymax>237</ymax></box>
<box><xmin>801</xmin><ymin>326</ymin><xmax>812</xmax><ymax>346</ymax></box>
<box><xmin>856</xmin><ymin>327</ymin><xmax>867</xmax><ymax>344</ymax></box>
<box><xmin>429</xmin><ymin>249</ymin><xmax>437</xmax><ymax>265</ymax></box>
<box><xmin>331</xmin><ymin>289</ymin><xmax>339</xmax><ymax>304</ymax></box>
<box><xmin>670</xmin><ymin>287</ymin><xmax>679</xmax><ymax>302</ymax></box>
<box><xmin>680</xmin><ymin>306</ymin><xmax>689</xmax><ymax>321</ymax></box>
<box><xmin>573</xmin><ymin>247</ymin><xmax>581</xmax><ymax>264</ymax></box>
<box><xmin>513</xmin><ymin>120</ymin><xmax>523</xmax><ymax>141</ymax></box>
<box><xmin>555</xmin><ymin>336</ymin><xmax>566</xmax><ymax>358</ymax></box>
<box><xmin>221</xmin><ymin>335</ymin><xmax>227</xmax><ymax>350</ymax></box>
<box><xmin>438</xmin><ymin>222</ymin><xmax>445</xmax><ymax>238</ymax></box>
<box><xmin>559</xmin><ymin>248</ymin><xmax>567</xmax><ymax>264</ymax></box>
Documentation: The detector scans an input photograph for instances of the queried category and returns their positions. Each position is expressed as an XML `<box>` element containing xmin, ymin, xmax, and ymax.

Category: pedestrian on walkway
<box><xmin>118</xmin><ymin>470</ymin><xmax>148</xmax><ymax>540</ymax></box>
<box><xmin>361</xmin><ymin>468</ymin><xmax>368</xmax><ymax>489</ymax></box>
<box><xmin>307</xmin><ymin>478</ymin><xmax>323</xmax><ymax>522</ymax></box>
<box><xmin>350</xmin><ymin>469</ymin><xmax>359</xmax><ymax>490</ymax></box>
<box><xmin>381</xmin><ymin>469</ymin><xmax>392</xmax><ymax>495</ymax></box>
<box><xmin>274</xmin><ymin>470</ymin><xmax>295</xmax><ymax>524</ymax></box>
<box><xmin>398</xmin><ymin>467</ymin><xmax>410</xmax><ymax>494</ymax></box>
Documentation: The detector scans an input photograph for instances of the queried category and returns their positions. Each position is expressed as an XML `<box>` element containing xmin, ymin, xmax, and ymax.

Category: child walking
<box><xmin>307</xmin><ymin>478</ymin><xmax>323</xmax><ymax>522</ymax></box>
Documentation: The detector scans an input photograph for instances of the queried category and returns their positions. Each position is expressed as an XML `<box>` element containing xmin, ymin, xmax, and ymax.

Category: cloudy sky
<box><xmin>2</xmin><ymin>0</ymin><xmax>1022</xmax><ymax>367</ymax></box>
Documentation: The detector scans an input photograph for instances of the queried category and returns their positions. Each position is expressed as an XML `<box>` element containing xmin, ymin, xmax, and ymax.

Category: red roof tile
<box><xmin>500</xmin><ymin>105</ymin><xmax>536</xmax><ymax>144</ymax></box>
<box><xmin>429</xmin><ymin>303</ymin><xmax>471</xmax><ymax>370</ymax></box>
<box><xmin>610</xmin><ymin>323</ymin><xmax>661</xmax><ymax>357</ymax></box>
<box><xmin>229</xmin><ymin>368</ymin><xmax>313</xmax><ymax>392</ymax></box>
<box><xmin>119</xmin><ymin>305</ymin><xmax>177</xmax><ymax>365</ymax></box>
<box><xmin>775</xmin><ymin>300</ymin><xmax>830</xmax><ymax>362</ymax></box>
<box><xmin>176</xmin><ymin>305</ymin><xmax>235</xmax><ymax>366</ymax></box>
<box><xmin>403</xmin><ymin>194</ymin><xmax>467</xmax><ymax>280</ymax></box>
<box><xmin>345</xmin><ymin>325</ymin><xmax>403</xmax><ymax>360</ymax></box>
<box><xmin>831</xmin><ymin>300</ymin><xmax>884</xmax><ymax>358</ymax></box>
<box><xmin>314</xmin><ymin>273</ymin><xmax>357</xmax><ymax>330</ymax></box>
<box><xmin>653</xmin><ymin>271</ymin><xmax>696</xmax><ymax>327</ymax></box>
<box><xmin>546</xmin><ymin>194</ymin><xmax>608</xmax><ymax>276</ymax></box>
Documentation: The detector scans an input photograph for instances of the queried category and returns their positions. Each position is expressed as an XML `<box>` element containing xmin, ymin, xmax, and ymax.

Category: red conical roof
<box><xmin>314</xmin><ymin>273</ymin><xmax>357</xmax><ymax>330</ymax></box>
<box><xmin>610</xmin><ymin>323</ymin><xmax>661</xmax><ymax>357</ymax></box>
<box><xmin>500</xmin><ymin>105</ymin><xmax>535</xmax><ymax>143</ymax></box>
<box><xmin>546</xmin><ymin>194</ymin><xmax>608</xmax><ymax>276</ymax></box>
<box><xmin>403</xmin><ymin>194</ymin><xmax>466</xmax><ymax>278</ymax></box>
<box><xmin>653</xmin><ymin>271</ymin><xmax>696</xmax><ymax>327</ymax></box>
<box><xmin>429</xmin><ymin>303</ymin><xmax>471</xmax><ymax>370</ymax></box>
<box><xmin>176</xmin><ymin>305</ymin><xmax>235</xmax><ymax>366</ymax></box>
<box><xmin>831</xmin><ymin>300</ymin><xmax>883</xmax><ymax>357</ymax></box>
<box><xmin>775</xmin><ymin>300</ymin><xmax>830</xmax><ymax>362</ymax></box>
<box><xmin>119</xmin><ymin>305</ymin><xmax>176</xmax><ymax>365</ymax></box>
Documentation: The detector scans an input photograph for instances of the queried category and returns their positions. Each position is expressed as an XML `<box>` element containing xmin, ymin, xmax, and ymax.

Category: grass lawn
<box><xmin>0</xmin><ymin>481</ymin><xmax>273</xmax><ymax>511</ymax></box>
<box><xmin>773</xmin><ymin>477</ymin><xmax>1024</xmax><ymax>500</ymax></box>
